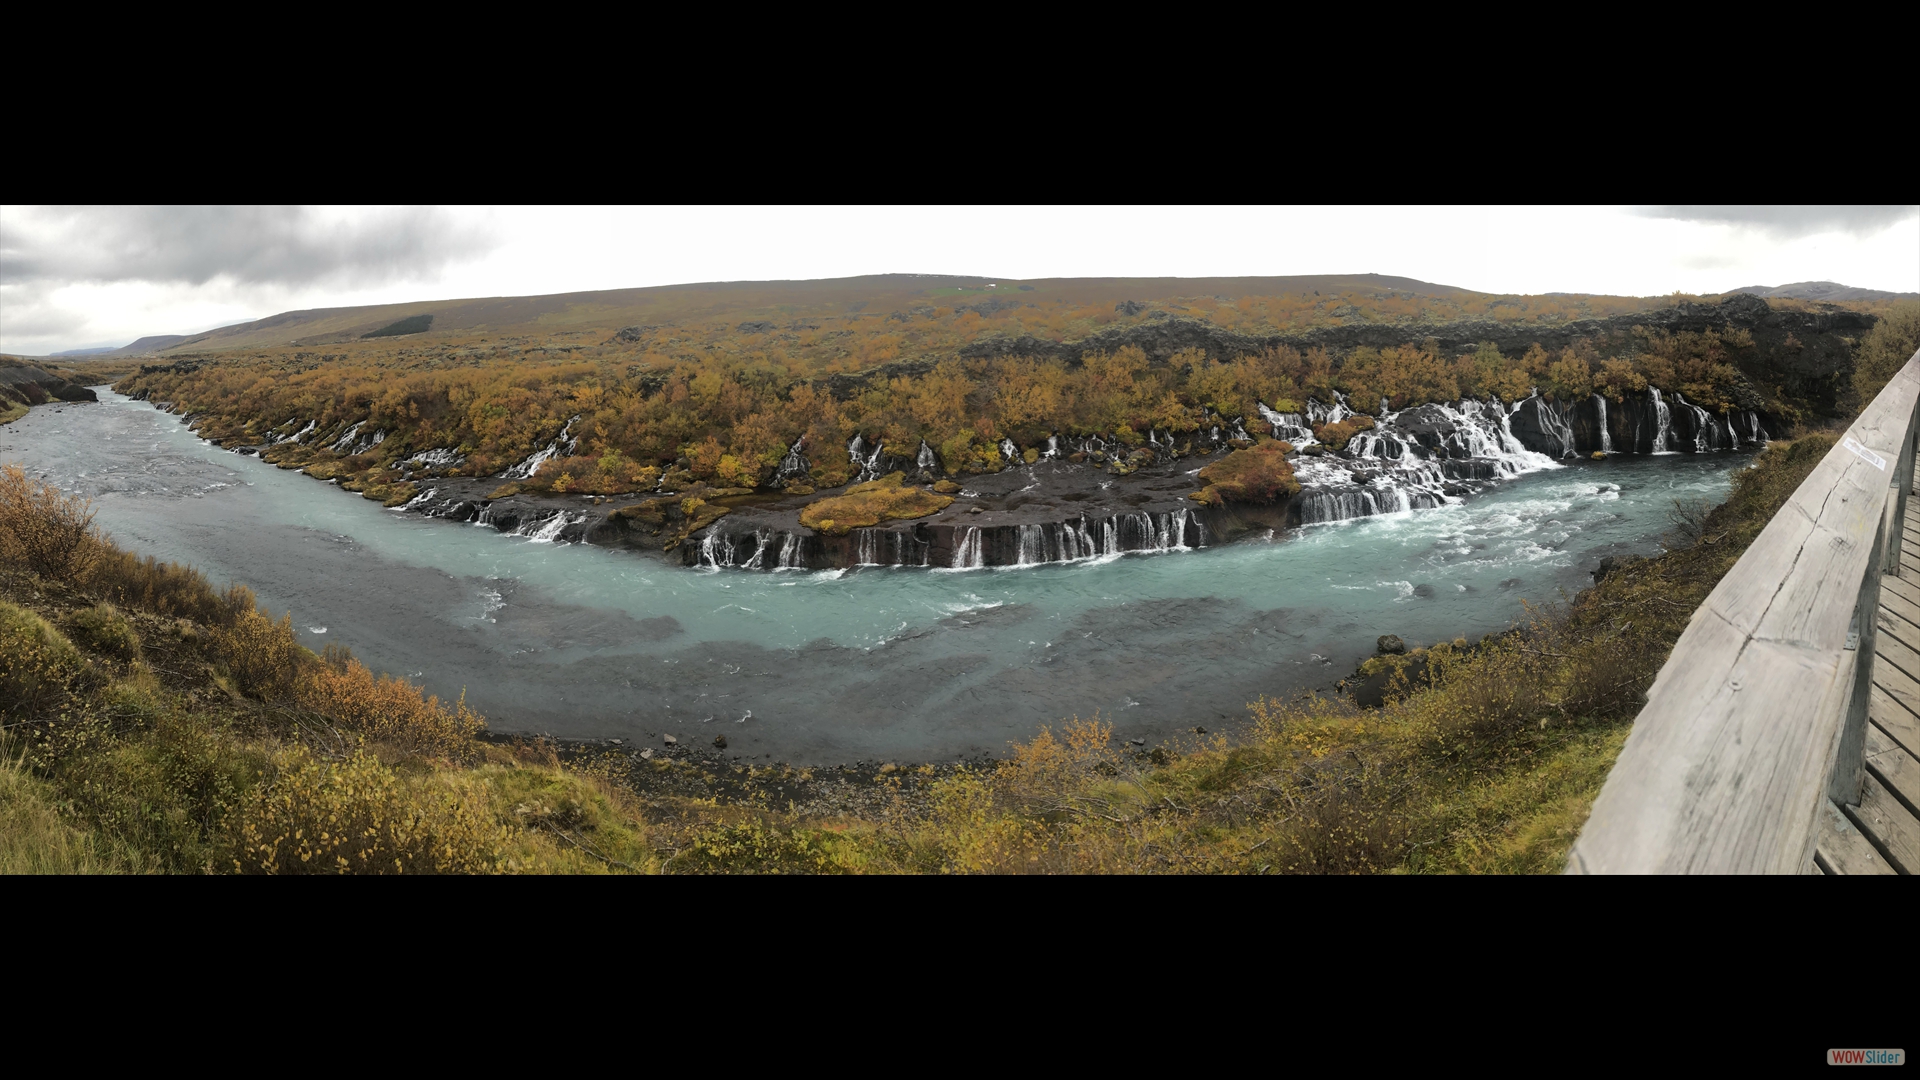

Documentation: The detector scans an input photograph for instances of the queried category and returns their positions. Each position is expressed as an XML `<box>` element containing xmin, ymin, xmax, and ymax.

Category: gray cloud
<box><xmin>1</xmin><ymin>205</ymin><xmax>499</xmax><ymax>289</ymax></box>
<box><xmin>1643</xmin><ymin>204</ymin><xmax>1917</xmax><ymax>239</ymax></box>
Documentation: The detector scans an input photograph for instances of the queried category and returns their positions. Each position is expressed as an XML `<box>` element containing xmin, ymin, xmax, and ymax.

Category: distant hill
<box><xmin>127</xmin><ymin>273</ymin><xmax>1483</xmax><ymax>354</ymax></box>
<box><xmin>49</xmin><ymin>347</ymin><xmax>120</xmax><ymax>357</ymax></box>
<box><xmin>1727</xmin><ymin>281</ymin><xmax>1917</xmax><ymax>302</ymax></box>
<box><xmin>108</xmin><ymin>334</ymin><xmax>193</xmax><ymax>356</ymax></box>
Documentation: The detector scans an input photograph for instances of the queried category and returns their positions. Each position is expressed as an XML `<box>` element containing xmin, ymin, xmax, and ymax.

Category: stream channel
<box><xmin>2</xmin><ymin>389</ymin><xmax>1749</xmax><ymax>763</ymax></box>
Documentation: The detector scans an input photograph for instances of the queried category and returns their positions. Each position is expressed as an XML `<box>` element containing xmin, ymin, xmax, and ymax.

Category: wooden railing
<box><xmin>1569</xmin><ymin>347</ymin><xmax>1920</xmax><ymax>874</ymax></box>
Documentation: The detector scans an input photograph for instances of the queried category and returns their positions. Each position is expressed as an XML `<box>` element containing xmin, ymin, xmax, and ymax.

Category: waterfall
<box><xmin>1673</xmin><ymin>392</ymin><xmax>1715</xmax><ymax>452</ymax></box>
<box><xmin>1257</xmin><ymin>402</ymin><xmax>1315</xmax><ymax>444</ymax></box>
<box><xmin>406</xmin><ymin>447</ymin><xmax>465</xmax><ymax>470</ymax></box>
<box><xmin>501</xmin><ymin>416</ymin><xmax>582</xmax><ymax>479</ymax></box>
<box><xmin>1648</xmin><ymin>387</ymin><xmax>1673</xmax><ymax>454</ymax></box>
<box><xmin>773</xmin><ymin>437</ymin><xmax>810</xmax><ymax>486</ymax></box>
<box><xmin>1041</xmin><ymin>434</ymin><xmax>1061</xmax><ymax>460</ymax></box>
<box><xmin>1015</xmin><ymin>524</ymin><xmax>1045</xmax><ymax>566</ymax></box>
<box><xmin>742</xmin><ymin>530</ymin><xmax>771</xmax><ymax>570</ymax></box>
<box><xmin>270</xmin><ymin>419</ymin><xmax>315</xmax><ymax>446</ymax></box>
<box><xmin>1286</xmin><ymin>396</ymin><xmax>1556</xmax><ymax>529</ymax></box>
<box><xmin>1592</xmin><ymin>394</ymin><xmax>1613</xmax><ymax>453</ymax></box>
<box><xmin>953</xmin><ymin>527</ymin><xmax>984</xmax><ymax>569</ymax></box>
<box><xmin>522</xmin><ymin>510</ymin><xmax>584</xmax><ymax>544</ymax></box>
<box><xmin>698</xmin><ymin>528</ymin><xmax>737</xmax><ymax>569</ymax></box>
<box><xmin>916</xmin><ymin>439</ymin><xmax>939</xmax><ymax>470</ymax></box>
<box><xmin>775</xmin><ymin>532</ymin><xmax>803</xmax><ymax>570</ymax></box>
<box><xmin>394</xmin><ymin>487</ymin><xmax>438</xmax><ymax>512</ymax></box>
<box><xmin>999</xmin><ymin>438</ymin><xmax>1019</xmax><ymax>464</ymax></box>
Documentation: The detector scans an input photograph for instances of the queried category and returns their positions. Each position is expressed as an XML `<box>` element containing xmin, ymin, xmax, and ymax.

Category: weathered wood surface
<box><xmin>1869</xmin><ymin>684</ymin><xmax>1920</xmax><ymax>759</ymax></box>
<box><xmin>1569</xmin><ymin>348</ymin><xmax>1920</xmax><ymax>874</ymax></box>
<box><xmin>1864</xmin><ymin>722</ymin><xmax>1920</xmax><ymax>821</ymax></box>
<box><xmin>1814</xmin><ymin>799</ymin><xmax>1896</xmax><ymax>875</ymax></box>
<box><xmin>1842</xmin><ymin>773</ymin><xmax>1920</xmax><ymax>874</ymax></box>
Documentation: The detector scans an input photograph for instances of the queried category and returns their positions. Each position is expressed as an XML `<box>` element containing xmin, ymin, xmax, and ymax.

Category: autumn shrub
<box><xmin>1191</xmin><ymin>441</ymin><xmax>1299</xmax><ymax>505</ymax></box>
<box><xmin>233</xmin><ymin>745</ymin><xmax>509</xmax><ymax>874</ymax></box>
<box><xmin>1311</xmin><ymin>415</ymin><xmax>1374</xmax><ymax>451</ymax></box>
<box><xmin>46</xmin><ymin>707</ymin><xmax>262</xmax><ymax>869</ymax></box>
<box><xmin>63</xmin><ymin>603</ymin><xmax>142</xmax><ymax>662</ymax></box>
<box><xmin>214</xmin><ymin>605</ymin><xmax>298</xmax><ymax>699</ymax></box>
<box><xmin>799</xmin><ymin>472</ymin><xmax>954</xmax><ymax>536</ymax></box>
<box><xmin>295</xmin><ymin>651</ymin><xmax>483</xmax><ymax>759</ymax></box>
<box><xmin>0</xmin><ymin>601</ymin><xmax>96</xmax><ymax>720</ymax></box>
<box><xmin>87</xmin><ymin>549</ymin><xmax>243</xmax><ymax>626</ymax></box>
<box><xmin>669</xmin><ymin>819</ymin><xmax>866</xmax><ymax>875</ymax></box>
<box><xmin>1852</xmin><ymin>300</ymin><xmax>1920</xmax><ymax>401</ymax></box>
<box><xmin>0</xmin><ymin>464</ymin><xmax>102</xmax><ymax>581</ymax></box>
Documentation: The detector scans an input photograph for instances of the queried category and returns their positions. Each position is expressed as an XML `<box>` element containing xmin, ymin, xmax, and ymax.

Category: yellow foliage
<box><xmin>799</xmin><ymin>472</ymin><xmax>953</xmax><ymax>536</ymax></box>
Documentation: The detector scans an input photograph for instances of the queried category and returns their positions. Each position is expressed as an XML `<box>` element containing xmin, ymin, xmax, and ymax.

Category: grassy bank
<box><xmin>2</xmin><ymin>433</ymin><xmax>1833</xmax><ymax>873</ymax></box>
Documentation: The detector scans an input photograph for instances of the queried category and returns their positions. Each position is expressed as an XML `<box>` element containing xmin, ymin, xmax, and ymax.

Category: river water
<box><xmin>2</xmin><ymin>390</ymin><xmax>1748</xmax><ymax>763</ymax></box>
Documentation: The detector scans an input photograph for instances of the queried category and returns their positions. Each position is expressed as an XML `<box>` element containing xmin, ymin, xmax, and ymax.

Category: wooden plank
<box><xmin>1869</xmin><ymin>683</ymin><xmax>1920</xmax><ymax>758</ymax></box>
<box><xmin>1876</xmin><ymin>586</ymin><xmax>1920</xmax><ymax>631</ymax></box>
<box><xmin>1843</xmin><ymin>772</ymin><xmax>1920</xmax><ymax>873</ymax></box>
<box><xmin>1865</xmin><ymin>722</ymin><xmax>1920</xmax><ymax>819</ymax></box>
<box><xmin>1815</xmin><ymin>798</ymin><xmax>1897</xmax><ymax>874</ymax></box>
<box><xmin>1880</xmin><ymin>571</ymin><xmax>1920</xmax><ymax>608</ymax></box>
<box><xmin>1875</xmin><ymin>606</ymin><xmax>1920</xmax><ymax>655</ymax></box>
<box><xmin>1869</xmin><ymin>620</ymin><xmax>1920</xmax><ymax>685</ymax></box>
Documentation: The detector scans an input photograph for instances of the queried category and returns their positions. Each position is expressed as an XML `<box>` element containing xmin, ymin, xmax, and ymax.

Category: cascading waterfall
<box><xmin>1257</xmin><ymin>402</ymin><xmax>1315</xmax><ymax>444</ymax></box>
<box><xmin>501</xmin><ymin>416</ymin><xmax>582</xmax><ymax>479</ymax></box>
<box><xmin>1041</xmin><ymin>435</ymin><xmax>1061</xmax><ymax>460</ymax></box>
<box><xmin>269</xmin><ymin>419</ymin><xmax>315</xmax><ymax>445</ymax></box>
<box><xmin>1288</xmin><ymin>397</ymin><xmax>1556</xmax><ymax>526</ymax></box>
<box><xmin>698</xmin><ymin>528</ymin><xmax>737</xmax><ymax>569</ymax></box>
<box><xmin>521</xmin><ymin>510</ymin><xmax>585</xmax><ymax>544</ymax></box>
<box><xmin>406</xmin><ymin>448</ymin><xmax>465</xmax><ymax>470</ymax></box>
<box><xmin>1592</xmin><ymin>394</ymin><xmax>1614</xmax><ymax>453</ymax></box>
<box><xmin>916</xmin><ymin>439</ymin><xmax>939</xmax><ymax>471</ymax></box>
<box><xmin>394</xmin><ymin>487</ymin><xmax>438</xmax><ymax>511</ymax></box>
<box><xmin>775</xmin><ymin>532</ymin><xmax>803</xmax><ymax>570</ymax></box>
<box><xmin>773</xmin><ymin>437</ymin><xmax>810</xmax><ymax>486</ymax></box>
<box><xmin>953</xmin><ymin>527</ymin><xmax>984</xmax><ymax>569</ymax></box>
<box><xmin>999</xmin><ymin>438</ymin><xmax>1019</xmax><ymax>464</ymax></box>
<box><xmin>1648</xmin><ymin>387</ymin><xmax>1673</xmax><ymax>453</ymax></box>
<box><xmin>327</xmin><ymin>421</ymin><xmax>387</xmax><ymax>456</ymax></box>
<box><xmin>847</xmin><ymin>435</ymin><xmax>888</xmax><ymax>482</ymax></box>
<box><xmin>1673</xmin><ymin>392</ymin><xmax>1716</xmax><ymax>452</ymax></box>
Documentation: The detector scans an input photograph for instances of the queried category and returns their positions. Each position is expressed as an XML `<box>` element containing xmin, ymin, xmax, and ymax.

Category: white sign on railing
<box><xmin>1842</xmin><ymin>436</ymin><xmax>1887</xmax><ymax>471</ymax></box>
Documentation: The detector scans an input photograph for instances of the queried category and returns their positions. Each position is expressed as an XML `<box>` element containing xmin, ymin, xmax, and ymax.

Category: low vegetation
<box><xmin>1191</xmin><ymin>441</ymin><xmax>1300</xmax><ymax>505</ymax></box>
<box><xmin>1851</xmin><ymin>299</ymin><xmax>1920</xmax><ymax>401</ymax></box>
<box><xmin>799</xmin><ymin>472</ymin><xmax>954</xmax><ymax>535</ymax></box>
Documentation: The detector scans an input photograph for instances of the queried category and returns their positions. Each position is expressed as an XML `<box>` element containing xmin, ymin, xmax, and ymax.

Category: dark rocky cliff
<box><xmin>956</xmin><ymin>294</ymin><xmax>1873</xmax><ymax>416</ymax></box>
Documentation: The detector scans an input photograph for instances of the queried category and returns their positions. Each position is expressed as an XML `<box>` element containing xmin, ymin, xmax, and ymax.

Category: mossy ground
<box><xmin>800</xmin><ymin>472</ymin><xmax>953</xmax><ymax>535</ymax></box>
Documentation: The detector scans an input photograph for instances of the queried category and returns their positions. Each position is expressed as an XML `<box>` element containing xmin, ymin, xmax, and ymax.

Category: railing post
<box><xmin>1885</xmin><ymin>397</ymin><xmax>1919</xmax><ymax>575</ymax></box>
<box><xmin>1828</xmin><ymin>514</ymin><xmax>1886</xmax><ymax>807</ymax></box>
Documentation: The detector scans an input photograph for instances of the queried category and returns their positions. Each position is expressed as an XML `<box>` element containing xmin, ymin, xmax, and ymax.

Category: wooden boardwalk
<box><xmin>1816</xmin><ymin>486</ymin><xmax>1920</xmax><ymax>874</ymax></box>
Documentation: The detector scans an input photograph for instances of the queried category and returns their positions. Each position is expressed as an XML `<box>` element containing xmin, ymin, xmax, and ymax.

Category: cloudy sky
<box><xmin>1</xmin><ymin>204</ymin><xmax>1914</xmax><ymax>356</ymax></box>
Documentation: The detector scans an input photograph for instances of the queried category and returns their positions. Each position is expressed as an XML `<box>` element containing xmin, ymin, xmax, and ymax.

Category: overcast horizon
<box><xmin>1</xmin><ymin>205</ymin><xmax>1914</xmax><ymax>356</ymax></box>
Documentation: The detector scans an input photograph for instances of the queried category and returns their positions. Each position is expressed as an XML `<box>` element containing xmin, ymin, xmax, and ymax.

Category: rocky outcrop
<box><xmin>0</xmin><ymin>360</ymin><xmax>98</xmax><ymax>405</ymax></box>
